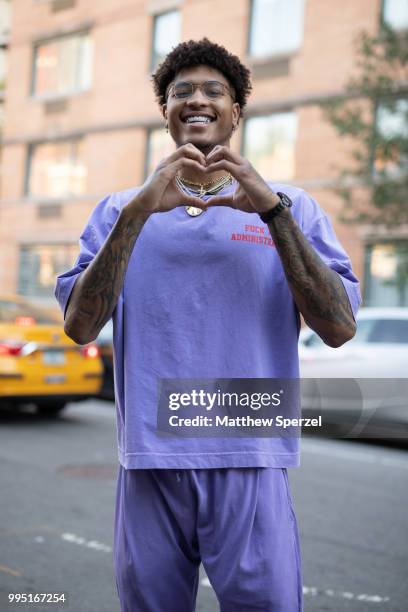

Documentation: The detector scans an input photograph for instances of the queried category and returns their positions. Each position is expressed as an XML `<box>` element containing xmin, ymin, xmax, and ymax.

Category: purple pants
<box><xmin>113</xmin><ymin>467</ymin><xmax>303</xmax><ymax>611</ymax></box>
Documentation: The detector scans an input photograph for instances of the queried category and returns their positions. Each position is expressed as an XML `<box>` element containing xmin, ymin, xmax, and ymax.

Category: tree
<box><xmin>321</xmin><ymin>24</ymin><xmax>408</xmax><ymax>229</ymax></box>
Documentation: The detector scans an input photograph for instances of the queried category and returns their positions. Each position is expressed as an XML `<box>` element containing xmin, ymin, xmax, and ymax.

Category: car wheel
<box><xmin>36</xmin><ymin>402</ymin><xmax>67</xmax><ymax>417</ymax></box>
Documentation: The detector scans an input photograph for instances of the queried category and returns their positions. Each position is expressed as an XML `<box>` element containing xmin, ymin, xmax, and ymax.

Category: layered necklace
<box><xmin>175</xmin><ymin>172</ymin><xmax>233</xmax><ymax>217</ymax></box>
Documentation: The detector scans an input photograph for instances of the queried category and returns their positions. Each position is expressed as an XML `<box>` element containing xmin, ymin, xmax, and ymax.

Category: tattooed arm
<box><xmin>202</xmin><ymin>146</ymin><xmax>358</xmax><ymax>347</ymax></box>
<box><xmin>266</xmin><ymin>208</ymin><xmax>356</xmax><ymax>347</ymax></box>
<box><xmin>64</xmin><ymin>207</ymin><xmax>150</xmax><ymax>345</ymax></box>
<box><xmin>63</xmin><ymin>144</ymin><xmax>209</xmax><ymax>344</ymax></box>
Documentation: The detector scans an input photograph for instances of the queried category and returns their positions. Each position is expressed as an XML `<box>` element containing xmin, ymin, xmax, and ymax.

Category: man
<box><xmin>55</xmin><ymin>38</ymin><xmax>361</xmax><ymax>612</ymax></box>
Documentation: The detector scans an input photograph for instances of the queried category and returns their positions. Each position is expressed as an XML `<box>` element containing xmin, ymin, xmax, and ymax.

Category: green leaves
<box><xmin>321</xmin><ymin>24</ymin><xmax>408</xmax><ymax>228</ymax></box>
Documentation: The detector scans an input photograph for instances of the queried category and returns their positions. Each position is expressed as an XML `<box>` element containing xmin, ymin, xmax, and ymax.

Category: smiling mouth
<box><xmin>181</xmin><ymin>115</ymin><xmax>216</xmax><ymax>125</ymax></box>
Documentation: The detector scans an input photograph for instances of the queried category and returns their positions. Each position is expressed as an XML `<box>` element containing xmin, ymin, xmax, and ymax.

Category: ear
<box><xmin>162</xmin><ymin>104</ymin><xmax>167</xmax><ymax>121</ymax></box>
<box><xmin>232</xmin><ymin>102</ymin><xmax>241</xmax><ymax>128</ymax></box>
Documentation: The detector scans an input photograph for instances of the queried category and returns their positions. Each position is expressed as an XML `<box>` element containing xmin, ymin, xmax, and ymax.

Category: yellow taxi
<box><xmin>0</xmin><ymin>295</ymin><xmax>103</xmax><ymax>416</ymax></box>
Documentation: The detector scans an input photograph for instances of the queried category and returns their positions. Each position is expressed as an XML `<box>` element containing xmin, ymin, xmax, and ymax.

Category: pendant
<box><xmin>185</xmin><ymin>206</ymin><xmax>204</xmax><ymax>217</ymax></box>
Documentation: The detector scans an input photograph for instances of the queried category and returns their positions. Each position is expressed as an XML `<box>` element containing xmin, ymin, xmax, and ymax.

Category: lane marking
<box><xmin>0</xmin><ymin>564</ymin><xmax>22</xmax><ymax>577</ymax></box>
<box><xmin>61</xmin><ymin>532</ymin><xmax>112</xmax><ymax>553</ymax></box>
<box><xmin>302</xmin><ymin>441</ymin><xmax>408</xmax><ymax>471</ymax></box>
<box><xmin>0</xmin><ymin>519</ymin><xmax>395</xmax><ymax>607</ymax></box>
<box><xmin>201</xmin><ymin>578</ymin><xmax>390</xmax><ymax>604</ymax></box>
<box><xmin>303</xmin><ymin>585</ymin><xmax>390</xmax><ymax>603</ymax></box>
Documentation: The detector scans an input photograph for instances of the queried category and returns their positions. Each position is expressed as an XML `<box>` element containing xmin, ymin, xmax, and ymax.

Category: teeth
<box><xmin>185</xmin><ymin>116</ymin><xmax>212</xmax><ymax>124</ymax></box>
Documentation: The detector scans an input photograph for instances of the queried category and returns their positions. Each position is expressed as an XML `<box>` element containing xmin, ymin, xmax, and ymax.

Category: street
<box><xmin>0</xmin><ymin>399</ymin><xmax>407</xmax><ymax>612</ymax></box>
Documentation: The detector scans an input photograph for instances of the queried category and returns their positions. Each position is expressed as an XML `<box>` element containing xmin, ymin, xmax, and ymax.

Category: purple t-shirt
<box><xmin>55</xmin><ymin>181</ymin><xmax>361</xmax><ymax>469</ymax></box>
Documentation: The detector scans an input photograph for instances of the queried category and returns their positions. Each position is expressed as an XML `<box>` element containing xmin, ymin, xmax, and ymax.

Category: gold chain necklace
<box><xmin>175</xmin><ymin>173</ymin><xmax>233</xmax><ymax>217</ymax></box>
<box><xmin>176</xmin><ymin>173</ymin><xmax>233</xmax><ymax>198</ymax></box>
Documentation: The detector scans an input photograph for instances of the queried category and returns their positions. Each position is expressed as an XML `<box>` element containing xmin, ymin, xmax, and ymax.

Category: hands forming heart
<box><xmin>127</xmin><ymin>143</ymin><xmax>280</xmax><ymax>216</ymax></box>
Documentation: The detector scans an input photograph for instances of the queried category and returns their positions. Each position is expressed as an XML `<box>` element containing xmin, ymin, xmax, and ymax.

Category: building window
<box><xmin>0</xmin><ymin>46</ymin><xmax>6</xmax><ymax>90</ymax></box>
<box><xmin>32</xmin><ymin>31</ymin><xmax>92</xmax><ymax>97</ymax></box>
<box><xmin>18</xmin><ymin>243</ymin><xmax>79</xmax><ymax>299</ymax></box>
<box><xmin>382</xmin><ymin>0</ymin><xmax>408</xmax><ymax>30</ymax></box>
<box><xmin>364</xmin><ymin>241</ymin><xmax>408</xmax><ymax>306</ymax></box>
<box><xmin>0</xmin><ymin>0</ymin><xmax>10</xmax><ymax>92</ymax></box>
<box><xmin>374</xmin><ymin>98</ymin><xmax>408</xmax><ymax>177</ymax></box>
<box><xmin>242</xmin><ymin>112</ymin><xmax>298</xmax><ymax>180</ymax></box>
<box><xmin>26</xmin><ymin>139</ymin><xmax>87</xmax><ymax>198</ymax></box>
<box><xmin>0</xmin><ymin>0</ymin><xmax>11</xmax><ymax>39</ymax></box>
<box><xmin>151</xmin><ymin>10</ymin><xmax>181</xmax><ymax>70</ymax></box>
<box><xmin>145</xmin><ymin>127</ymin><xmax>176</xmax><ymax>179</ymax></box>
<box><xmin>248</xmin><ymin>0</ymin><xmax>305</xmax><ymax>59</ymax></box>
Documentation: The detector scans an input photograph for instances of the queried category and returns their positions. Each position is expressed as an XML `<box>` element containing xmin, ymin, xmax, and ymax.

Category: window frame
<box><xmin>150</xmin><ymin>8</ymin><xmax>180</xmax><ymax>72</ymax></box>
<box><xmin>247</xmin><ymin>0</ymin><xmax>305</xmax><ymax>61</ymax></box>
<box><xmin>18</xmin><ymin>242</ymin><xmax>79</xmax><ymax>300</ymax></box>
<box><xmin>364</xmin><ymin>240</ymin><xmax>408</xmax><ymax>307</ymax></box>
<box><xmin>144</xmin><ymin>125</ymin><xmax>176</xmax><ymax>180</ymax></box>
<box><xmin>144</xmin><ymin>127</ymin><xmax>156</xmax><ymax>180</ymax></box>
<box><xmin>241</xmin><ymin>110</ymin><xmax>298</xmax><ymax>181</ymax></box>
<box><xmin>0</xmin><ymin>0</ymin><xmax>11</xmax><ymax>39</ymax></box>
<box><xmin>372</xmin><ymin>96</ymin><xmax>408</xmax><ymax>179</ymax></box>
<box><xmin>31</xmin><ymin>29</ymin><xmax>92</xmax><ymax>100</ymax></box>
<box><xmin>25</xmin><ymin>137</ymin><xmax>86</xmax><ymax>199</ymax></box>
<box><xmin>380</xmin><ymin>0</ymin><xmax>408</xmax><ymax>31</ymax></box>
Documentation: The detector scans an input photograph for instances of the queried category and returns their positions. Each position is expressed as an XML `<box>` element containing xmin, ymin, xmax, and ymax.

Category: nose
<box><xmin>186</xmin><ymin>86</ymin><xmax>209</xmax><ymax>105</ymax></box>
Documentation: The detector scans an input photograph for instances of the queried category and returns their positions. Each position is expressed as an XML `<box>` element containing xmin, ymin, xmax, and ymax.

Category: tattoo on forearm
<box><xmin>267</xmin><ymin>210</ymin><xmax>354</xmax><ymax>333</ymax></box>
<box><xmin>67</xmin><ymin>209</ymin><xmax>148</xmax><ymax>340</ymax></box>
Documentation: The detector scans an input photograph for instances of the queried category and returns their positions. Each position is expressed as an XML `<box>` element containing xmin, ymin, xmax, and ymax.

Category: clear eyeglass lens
<box><xmin>204</xmin><ymin>82</ymin><xmax>224</xmax><ymax>98</ymax></box>
<box><xmin>172</xmin><ymin>81</ymin><xmax>225</xmax><ymax>99</ymax></box>
<box><xmin>173</xmin><ymin>82</ymin><xmax>194</xmax><ymax>98</ymax></box>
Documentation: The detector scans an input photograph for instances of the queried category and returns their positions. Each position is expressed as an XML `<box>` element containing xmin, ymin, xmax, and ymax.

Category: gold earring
<box><xmin>165</xmin><ymin>123</ymin><xmax>169</xmax><ymax>133</ymax></box>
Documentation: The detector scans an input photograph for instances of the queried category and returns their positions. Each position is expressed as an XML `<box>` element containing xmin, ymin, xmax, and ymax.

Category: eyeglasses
<box><xmin>167</xmin><ymin>80</ymin><xmax>235</xmax><ymax>101</ymax></box>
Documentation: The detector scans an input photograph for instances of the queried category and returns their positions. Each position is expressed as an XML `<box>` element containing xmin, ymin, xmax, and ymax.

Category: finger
<box><xmin>166</xmin><ymin>143</ymin><xmax>206</xmax><ymax>167</ymax></box>
<box><xmin>165</xmin><ymin>157</ymin><xmax>207</xmax><ymax>178</ymax></box>
<box><xmin>204</xmin><ymin>159</ymin><xmax>238</xmax><ymax>176</ymax></box>
<box><xmin>205</xmin><ymin>194</ymin><xmax>233</xmax><ymax>207</ymax></box>
<box><xmin>182</xmin><ymin>193</ymin><xmax>209</xmax><ymax>208</ymax></box>
<box><xmin>206</xmin><ymin>146</ymin><xmax>243</xmax><ymax>165</ymax></box>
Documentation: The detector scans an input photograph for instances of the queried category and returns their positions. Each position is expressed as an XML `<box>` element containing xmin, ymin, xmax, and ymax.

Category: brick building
<box><xmin>0</xmin><ymin>0</ymin><xmax>407</xmax><ymax>307</ymax></box>
<box><xmin>0</xmin><ymin>0</ymin><xmax>11</xmax><ymax>188</ymax></box>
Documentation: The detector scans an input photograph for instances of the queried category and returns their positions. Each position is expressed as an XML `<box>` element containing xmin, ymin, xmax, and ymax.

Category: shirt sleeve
<box><xmin>54</xmin><ymin>194</ymin><xmax>120</xmax><ymax>320</ymax></box>
<box><xmin>299</xmin><ymin>193</ymin><xmax>362</xmax><ymax>322</ymax></box>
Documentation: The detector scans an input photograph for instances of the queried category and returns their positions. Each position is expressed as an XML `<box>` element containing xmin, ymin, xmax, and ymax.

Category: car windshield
<box><xmin>302</xmin><ymin>317</ymin><xmax>408</xmax><ymax>347</ymax></box>
<box><xmin>352</xmin><ymin>318</ymin><xmax>408</xmax><ymax>344</ymax></box>
<box><xmin>96</xmin><ymin>320</ymin><xmax>113</xmax><ymax>344</ymax></box>
<box><xmin>0</xmin><ymin>299</ymin><xmax>62</xmax><ymax>325</ymax></box>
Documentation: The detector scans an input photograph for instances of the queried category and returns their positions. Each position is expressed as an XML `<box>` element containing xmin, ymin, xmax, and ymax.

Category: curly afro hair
<box><xmin>151</xmin><ymin>38</ymin><xmax>252</xmax><ymax>117</ymax></box>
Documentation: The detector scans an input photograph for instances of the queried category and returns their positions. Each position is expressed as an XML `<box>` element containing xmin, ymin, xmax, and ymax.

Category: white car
<box><xmin>298</xmin><ymin>308</ymin><xmax>408</xmax><ymax>439</ymax></box>
<box><xmin>299</xmin><ymin>307</ymin><xmax>408</xmax><ymax>377</ymax></box>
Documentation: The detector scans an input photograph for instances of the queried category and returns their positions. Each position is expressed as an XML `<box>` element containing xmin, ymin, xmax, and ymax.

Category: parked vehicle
<box><xmin>299</xmin><ymin>308</ymin><xmax>408</xmax><ymax>439</ymax></box>
<box><xmin>0</xmin><ymin>295</ymin><xmax>103</xmax><ymax>416</ymax></box>
<box><xmin>95</xmin><ymin>319</ymin><xmax>114</xmax><ymax>400</ymax></box>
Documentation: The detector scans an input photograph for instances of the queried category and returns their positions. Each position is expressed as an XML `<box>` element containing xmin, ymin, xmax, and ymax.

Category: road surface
<box><xmin>0</xmin><ymin>400</ymin><xmax>407</xmax><ymax>611</ymax></box>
